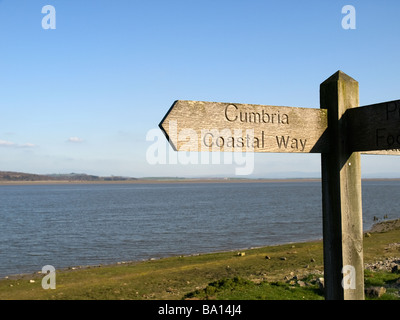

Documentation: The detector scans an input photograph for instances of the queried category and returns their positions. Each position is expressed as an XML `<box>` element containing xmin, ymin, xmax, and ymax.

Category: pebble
<box><xmin>297</xmin><ymin>280</ymin><xmax>306</xmax><ymax>287</ymax></box>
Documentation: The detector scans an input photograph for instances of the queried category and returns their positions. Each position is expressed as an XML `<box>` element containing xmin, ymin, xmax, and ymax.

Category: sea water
<box><xmin>0</xmin><ymin>180</ymin><xmax>398</xmax><ymax>277</ymax></box>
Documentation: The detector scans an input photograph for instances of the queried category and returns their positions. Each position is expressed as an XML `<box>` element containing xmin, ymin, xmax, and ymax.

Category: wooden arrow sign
<box><xmin>159</xmin><ymin>100</ymin><xmax>329</xmax><ymax>153</ymax></box>
<box><xmin>346</xmin><ymin>99</ymin><xmax>400</xmax><ymax>154</ymax></box>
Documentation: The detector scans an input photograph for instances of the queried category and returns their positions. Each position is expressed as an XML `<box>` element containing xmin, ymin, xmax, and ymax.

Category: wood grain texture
<box><xmin>159</xmin><ymin>100</ymin><xmax>329</xmax><ymax>153</ymax></box>
<box><xmin>320</xmin><ymin>71</ymin><xmax>364</xmax><ymax>300</ymax></box>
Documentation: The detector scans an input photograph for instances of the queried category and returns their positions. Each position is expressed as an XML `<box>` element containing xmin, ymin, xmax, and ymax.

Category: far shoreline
<box><xmin>0</xmin><ymin>177</ymin><xmax>399</xmax><ymax>186</ymax></box>
<box><xmin>0</xmin><ymin>178</ymin><xmax>320</xmax><ymax>186</ymax></box>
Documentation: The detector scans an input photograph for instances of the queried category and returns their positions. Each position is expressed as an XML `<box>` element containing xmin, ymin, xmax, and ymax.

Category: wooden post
<box><xmin>320</xmin><ymin>71</ymin><xmax>364</xmax><ymax>300</ymax></box>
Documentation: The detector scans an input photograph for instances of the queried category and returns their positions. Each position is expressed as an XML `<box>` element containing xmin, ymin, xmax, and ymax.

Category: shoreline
<box><xmin>3</xmin><ymin>218</ymin><xmax>399</xmax><ymax>281</ymax></box>
<box><xmin>2</xmin><ymin>237</ymin><xmax>323</xmax><ymax>280</ymax></box>
<box><xmin>0</xmin><ymin>177</ymin><xmax>399</xmax><ymax>186</ymax></box>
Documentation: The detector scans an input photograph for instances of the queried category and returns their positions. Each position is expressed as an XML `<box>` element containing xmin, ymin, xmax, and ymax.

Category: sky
<box><xmin>0</xmin><ymin>0</ymin><xmax>399</xmax><ymax>178</ymax></box>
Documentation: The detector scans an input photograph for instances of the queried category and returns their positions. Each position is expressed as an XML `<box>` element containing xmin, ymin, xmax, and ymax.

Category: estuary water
<box><xmin>0</xmin><ymin>180</ymin><xmax>399</xmax><ymax>277</ymax></box>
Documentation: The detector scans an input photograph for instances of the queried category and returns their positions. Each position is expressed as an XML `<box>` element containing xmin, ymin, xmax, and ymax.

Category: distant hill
<box><xmin>0</xmin><ymin>171</ymin><xmax>137</xmax><ymax>182</ymax></box>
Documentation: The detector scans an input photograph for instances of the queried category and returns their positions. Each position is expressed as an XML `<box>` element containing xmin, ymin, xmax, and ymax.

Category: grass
<box><xmin>364</xmin><ymin>270</ymin><xmax>400</xmax><ymax>300</ymax></box>
<box><xmin>0</xmin><ymin>227</ymin><xmax>399</xmax><ymax>300</ymax></box>
<box><xmin>183</xmin><ymin>276</ymin><xmax>325</xmax><ymax>300</ymax></box>
<box><xmin>184</xmin><ymin>271</ymin><xmax>400</xmax><ymax>300</ymax></box>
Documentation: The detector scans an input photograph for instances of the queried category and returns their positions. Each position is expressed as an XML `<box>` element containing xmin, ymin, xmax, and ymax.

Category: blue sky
<box><xmin>0</xmin><ymin>0</ymin><xmax>399</xmax><ymax>178</ymax></box>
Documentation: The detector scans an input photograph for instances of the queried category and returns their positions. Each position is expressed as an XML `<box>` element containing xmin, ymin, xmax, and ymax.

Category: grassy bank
<box><xmin>1</xmin><ymin>221</ymin><xmax>399</xmax><ymax>300</ymax></box>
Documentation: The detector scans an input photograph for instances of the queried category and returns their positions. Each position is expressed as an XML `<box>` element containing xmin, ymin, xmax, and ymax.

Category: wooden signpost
<box><xmin>159</xmin><ymin>71</ymin><xmax>399</xmax><ymax>300</ymax></box>
<box><xmin>159</xmin><ymin>100</ymin><xmax>329</xmax><ymax>153</ymax></box>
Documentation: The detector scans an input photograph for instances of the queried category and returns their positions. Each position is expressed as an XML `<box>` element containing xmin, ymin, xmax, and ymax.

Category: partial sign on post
<box><xmin>159</xmin><ymin>100</ymin><xmax>329</xmax><ymax>153</ymax></box>
<box><xmin>346</xmin><ymin>99</ymin><xmax>400</xmax><ymax>155</ymax></box>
